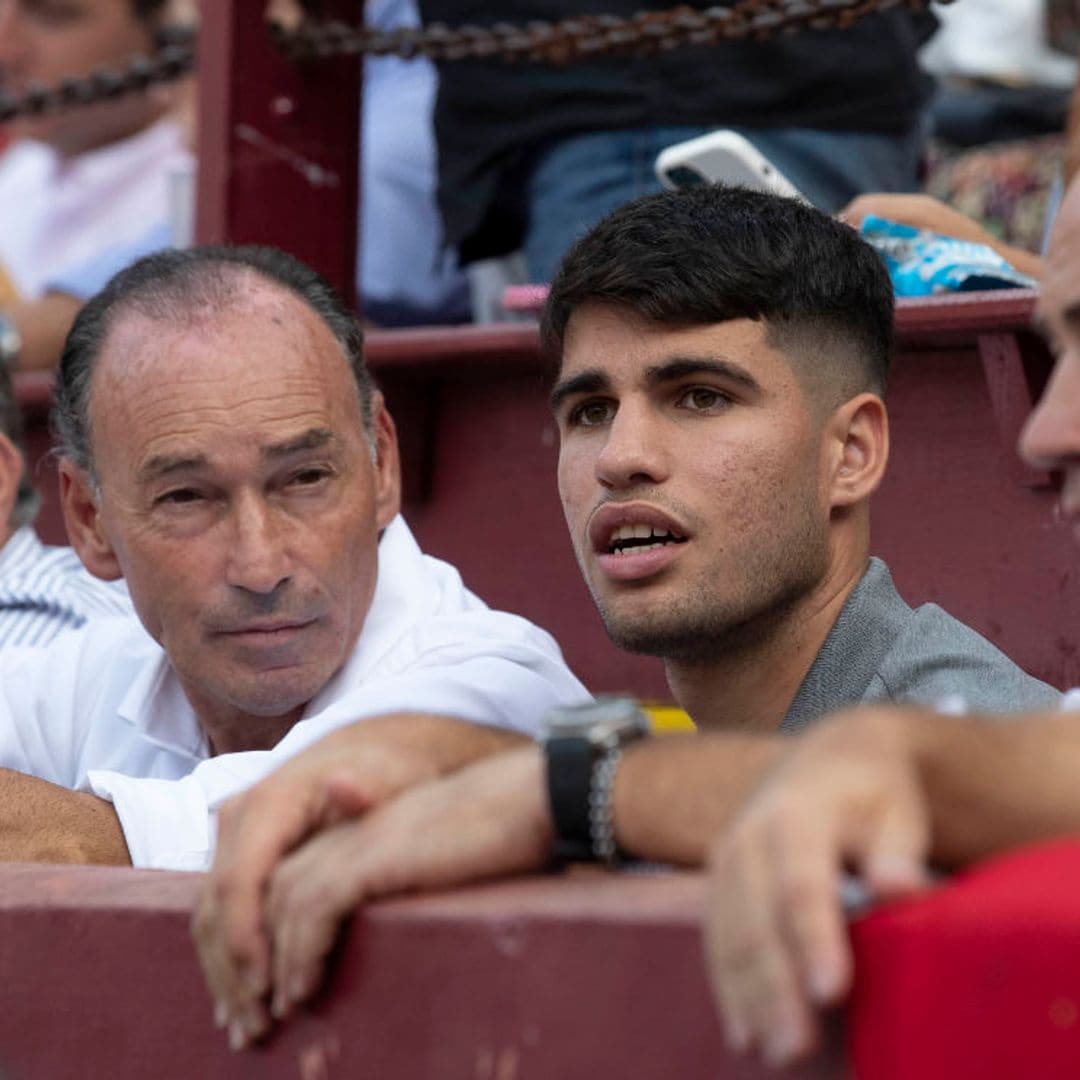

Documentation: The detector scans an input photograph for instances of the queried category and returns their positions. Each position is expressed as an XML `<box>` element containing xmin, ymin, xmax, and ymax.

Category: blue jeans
<box><xmin>523</xmin><ymin>123</ymin><xmax>927</xmax><ymax>283</ymax></box>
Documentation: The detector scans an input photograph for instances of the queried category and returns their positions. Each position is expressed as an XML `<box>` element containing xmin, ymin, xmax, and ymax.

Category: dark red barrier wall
<box><xmin>17</xmin><ymin>291</ymin><xmax>1080</xmax><ymax>697</ymax></box>
<box><xmin>0</xmin><ymin>864</ymin><xmax>843</xmax><ymax>1079</ymax></box>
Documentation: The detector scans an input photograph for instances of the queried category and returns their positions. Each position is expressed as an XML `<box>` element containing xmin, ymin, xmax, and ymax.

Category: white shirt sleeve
<box><xmin>89</xmin><ymin>642</ymin><xmax>589</xmax><ymax>870</ymax></box>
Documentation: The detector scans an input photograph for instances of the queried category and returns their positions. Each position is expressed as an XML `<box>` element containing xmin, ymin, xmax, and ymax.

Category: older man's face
<box><xmin>68</xmin><ymin>278</ymin><xmax>399</xmax><ymax>745</ymax></box>
<box><xmin>1021</xmin><ymin>182</ymin><xmax>1080</xmax><ymax>541</ymax></box>
<box><xmin>0</xmin><ymin>0</ymin><xmax>160</xmax><ymax>153</ymax></box>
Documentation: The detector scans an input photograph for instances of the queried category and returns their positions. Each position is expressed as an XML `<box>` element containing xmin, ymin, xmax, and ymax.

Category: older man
<box><xmin>193</xmin><ymin>186</ymin><xmax>1058</xmax><ymax>1047</ymax></box>
<box><xmin>0</xmin><ymin>244</ymin><xmax>585</xmax><ymax>872</ymax></box>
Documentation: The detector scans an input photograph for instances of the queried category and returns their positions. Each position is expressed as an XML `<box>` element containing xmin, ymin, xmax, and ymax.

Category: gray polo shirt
<box><xmin>781</xmin><ymin>558</ymin><xmax>1060</xmax><ymax>733</ymax></box>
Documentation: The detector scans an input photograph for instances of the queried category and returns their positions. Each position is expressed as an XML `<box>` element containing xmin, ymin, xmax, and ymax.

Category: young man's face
<box><xmin>0</xmin><ymin>0</ymin><xmax>160</xmax><ymax>153</ymax></box>
<box><xmin>553</xmin><ymin>302</ymin><xmax>833</xmax><ymax>661</ymax></box>
<box><xmin>1021</xmin><ymin>181</ymin><xmax>1080</xmax><ymax>541</ymax></box>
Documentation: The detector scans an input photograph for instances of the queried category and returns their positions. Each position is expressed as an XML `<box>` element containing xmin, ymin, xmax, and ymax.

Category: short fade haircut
<box><xmin>0</xmin><ymin>359</ymin><xmax>40</xmax><ymax>529</ymax></box>
<box><xmin>541</xmin><ymin>185</ymin><xmax>894</xmax><ymax>402</ymax></box>
<box><xmin>52</xmin><ymin>245</ymin><xmax>374</xmax><ymax>476</ymax></box>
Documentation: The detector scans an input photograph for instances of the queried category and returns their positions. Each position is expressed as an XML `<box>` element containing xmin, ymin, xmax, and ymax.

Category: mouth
<box><xmin>217</xmin><ymin>619</ymin><xmax>316</xmax><ymax>639</ymax></box>
<box><xmin>587</xmin><ymin>504</ymin><xmax>691</xmax><ymax>583</ymax></box>
<box><xmin>604</xmin><ymin>522</ymin><xmax>689</xmax><ymax>557</ymax></box>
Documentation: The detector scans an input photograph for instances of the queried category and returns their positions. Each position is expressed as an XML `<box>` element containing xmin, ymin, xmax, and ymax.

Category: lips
<box><xmin>588</xmin><ymin>502</ymin><xmax>690</xmax><ymax>556</ymax></box>
<box><xmin>587</xmin><ymin>502</ymin><xmax>690</xmax><ymax>584</ymax></box>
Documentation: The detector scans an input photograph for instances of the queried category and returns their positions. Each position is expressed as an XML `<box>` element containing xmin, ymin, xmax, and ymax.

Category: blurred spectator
<box><xmin>418</xmin><ymin>2</ymin><xmax>939</xmax><ymax>285</ymax></box>
<box><xmin>920</xmin><ymin>0</ymin><xmax>1079</xmax><ymax>253</ymax></box>
<box><xmin>359</xmin><ymin>0</ymin><xmax>469</xmax><ymax>326</ymax></box>
<box><xmin>0</xmin><ymin>357</ymin><xmax>130</xmax><ymax>647</ymax></box>
<box><xmin>0</xmin><ymin>0</ymin><xmax>193</xmax><ymax>370</ymax></box>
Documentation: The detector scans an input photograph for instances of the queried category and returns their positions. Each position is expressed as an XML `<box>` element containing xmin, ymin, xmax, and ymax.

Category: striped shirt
<box><xmin>0</xmin><ymin>526</ymin><xmax>133</xmax><ymax>648</ymax></box>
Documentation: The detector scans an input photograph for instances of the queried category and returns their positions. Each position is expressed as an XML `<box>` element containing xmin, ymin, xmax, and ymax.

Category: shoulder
<box><xmin>877</xmin><ymin>602</ymin><xmax>1061</xmax><ymax>711</ymax></box>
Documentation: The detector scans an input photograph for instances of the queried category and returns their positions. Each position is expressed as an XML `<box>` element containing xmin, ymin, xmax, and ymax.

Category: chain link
<box><xmin>0</xmin><ymin>0</ymin><xmax>945</xmax><ymax>124</ymax></box>
<box><xmin>274</xmin><ymin>0</ymin><xmax>946</xmax><ymax>64</ymax></box>
<box><xmin>0</xmin><ymin>29</ymin><xmax>193</xmax><ymax>127</ymax></box>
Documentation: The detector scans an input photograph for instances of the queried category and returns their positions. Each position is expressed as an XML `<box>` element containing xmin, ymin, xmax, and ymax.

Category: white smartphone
<box><xmin>655</xmin><ymin>129</ymin><xmax>808</xmax><ymax>203</ymax></box>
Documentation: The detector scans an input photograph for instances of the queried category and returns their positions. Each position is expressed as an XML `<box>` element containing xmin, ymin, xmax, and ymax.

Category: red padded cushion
<box><xmin>849</xmin><ymin>838</ymin><xmax>1080</xmax><ymax>1079</ymax></box>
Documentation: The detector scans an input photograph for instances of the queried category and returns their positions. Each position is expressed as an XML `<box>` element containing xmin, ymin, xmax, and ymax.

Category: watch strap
<box><xmin>546</xmin><ymin>735</ymin><xmax>595</xmax><ymax>864</ymax></box>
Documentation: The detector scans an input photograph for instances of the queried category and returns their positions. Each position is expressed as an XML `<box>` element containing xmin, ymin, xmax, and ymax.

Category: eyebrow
<box><xmin>549</xmin><ymin>355</ymin><xmax>761</xmax><ymax>413</ymax></box>
<box><xmin>137</xmin><ymin>428</ymin><xmax>337</xmax><ymax>483</ymax></box>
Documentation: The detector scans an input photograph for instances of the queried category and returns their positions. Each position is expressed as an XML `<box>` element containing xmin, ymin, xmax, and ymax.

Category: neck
<box><xmin>668</xmin><ymin>545</ymin><xmax>869</xmax><ymax>733</ymax></box>
<box><xmin>202</xmin><ymin>707</ymin><xmax>302</xmax><ymax>757</ymax></box>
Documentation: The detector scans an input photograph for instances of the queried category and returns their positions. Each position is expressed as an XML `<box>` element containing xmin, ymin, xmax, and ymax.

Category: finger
<box><xmin>197</xmin><ymin>781</ymin><xmax>341</xmax><ymax>1038</ymax></box>
<box><xmin>706</xmin><ymin>826</ymin><xmax>818</xmax><ymax>1067</ymax></box>
<box><xmin>267</xmin><ymin>828</ymin><xmax>369</xmax><ymax>1018</ymax></box>
<box><xmin>771</xmin><ymin>811</ymin><xmax>853</xmax><ymax>1011</ymax></box>
<box><xmin>858</xmin><ymin>790</ymin><xmax>931</xmax><ymax>901</ymax></box>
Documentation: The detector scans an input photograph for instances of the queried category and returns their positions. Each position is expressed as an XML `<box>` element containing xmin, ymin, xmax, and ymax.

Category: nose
<box><xmin>1019</xmin><ymin>350</ymin><xmax>1080</xmax><ymax>470</ymax></box>
<box><xmin>224</xmin><ymin>493</ymin><xmax>293</xmax><ymax>598</ymax></box>
<box><xmin>593</xmin><ymin>402</ymin><xmax>668</xmax><ymax>490</ymax></box>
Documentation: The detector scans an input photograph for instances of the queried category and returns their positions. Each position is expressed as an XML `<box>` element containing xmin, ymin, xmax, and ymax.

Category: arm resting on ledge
<box><xmin>703</xmin><ymin>705</ymin><xmax>1080</xmax><ymax>1069</ymax></box>
<box><xmin>0</xmin><ymin>768</ymin><xmax>129</xmax><ymax>864</ymax></box>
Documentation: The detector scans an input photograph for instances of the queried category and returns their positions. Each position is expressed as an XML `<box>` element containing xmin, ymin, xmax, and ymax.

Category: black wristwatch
<box><xmin>543</xmin><ymin>697</ymin><xmax>650</xmax><ymax>865</ymax></box>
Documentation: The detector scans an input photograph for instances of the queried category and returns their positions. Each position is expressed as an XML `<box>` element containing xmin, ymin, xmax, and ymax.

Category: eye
<box><xmin>155</xmin><ymin>488</ymin><xmax>204</xmax><ymax>507</ymax></box>
<box><xmin>566</xmin><ymin>399</ymin><xmax>615</xmax><ymax>428</ymax></box>
<box><xmin>288</xmin><ymin>467</ymin><xmax>333</xmax><ymax>488</ymax></box>
<box><xmin>677</xmin><ymin>386</ymin><xmax>731</xmax><ymax>412</ymax></box>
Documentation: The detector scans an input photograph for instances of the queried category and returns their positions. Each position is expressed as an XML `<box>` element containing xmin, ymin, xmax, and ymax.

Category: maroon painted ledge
<box><xmin>0</xmin><ymin>863</ymin><xmax>844</xmax><ymax>1079</ymax></box>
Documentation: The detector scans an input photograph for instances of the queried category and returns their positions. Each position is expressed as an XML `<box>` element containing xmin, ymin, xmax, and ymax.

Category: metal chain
<box><xmin>0</xmin><ymin>29</ymin><xmax>193</xmax><ymax>126</ymax></box>
<box><xmin>0</xmin><ymin>0</ymin><xmax>944</xmax><ymax>124</ymax></box>
<box><xmin>274</xmin><ymin>0</ymin><xmax>947</xmax><ymax>64</ymax></box>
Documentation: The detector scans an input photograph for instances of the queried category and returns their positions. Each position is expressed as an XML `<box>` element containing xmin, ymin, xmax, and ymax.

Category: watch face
<box><xmin>543</xmin><ymin>696</ymin><xmax>651</xmax><ymax>744</ymax></box>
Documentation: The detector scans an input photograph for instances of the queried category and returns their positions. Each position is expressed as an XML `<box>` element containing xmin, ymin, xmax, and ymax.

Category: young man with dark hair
<box><xmin>193</xmin><ymin>186</ymin><xmax>1056</xmax><ymax>1047</ymax></box>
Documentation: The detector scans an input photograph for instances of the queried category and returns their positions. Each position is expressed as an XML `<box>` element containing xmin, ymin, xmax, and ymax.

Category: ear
<box><xmin>59</xmin><ymin>460</ymin><xmax>124</xmax><ymax>581</ymax></box>
<box><xmin>824</xmin><ymin>393</ymin><xmax>889</xmax><ymax>510</ymax></box>
<box><xmin>0</xmin><ymin>432</ymin><xmax>23</xmax><ymax>540</ymax></box>
<box><xmin>369</xmin><ymin>392</ymin><xmax>402</xmax><ymax>529</ymax></box>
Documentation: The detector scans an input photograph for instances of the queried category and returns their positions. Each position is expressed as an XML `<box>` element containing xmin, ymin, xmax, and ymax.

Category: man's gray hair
<box><xmin>0</xmin><ymin>358</ymin><xmax>41</xmax><ymax>529</ymax></box>
<box><xmin>52</xmin><ymin>245</ymin><xmax>376</xmax><ymax>477</ymax></box>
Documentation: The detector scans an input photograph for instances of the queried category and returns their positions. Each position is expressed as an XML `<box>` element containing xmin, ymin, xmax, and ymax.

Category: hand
<box><xmin>260</xmin><ymin>746</ymin><xmax>552</xmax><ymax>1026</ymax></box>
<box><xmin>265</xmin><ymin>0</ymin><xmax>306</xmax><ymax>33</ymax></box>
<box><xmin>703</xmin><ymin>708</ymin><xmax>934</xmax><ymax>1068</ymax></box>
<box><xmin>192</xmin><ymin>714</ymin><xmax>523</xmax><ymax>1049</ymax></box>
<box><xmin>840</xmin><ymin>193</ymin><xmax>998</xmax><ymax>245</ymax></box>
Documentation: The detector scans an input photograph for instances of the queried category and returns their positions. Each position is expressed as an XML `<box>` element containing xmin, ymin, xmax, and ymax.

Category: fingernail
<box><xmin>214</xmin><ymin>1001</ymin><xmax>228</xmax><ymax>1029</ymax></box>
<box><xmin>724</xmin><ymin>1016</ymin><xmax>749</xmax><ymax>1053</ymax></box>
<box><xmin>228</xmin><ymin>1021</ymin><xmax>247</xmax><ymax>1052</ymax></box>
<box><xmin>288</xmin><ymin>978</ymin><xmax>306</xmax><ymax>1007</ymax></box>
<box><xmin>764</xmin><ymin>1024</ymin><xmax>802</xmax><ymax>1068</ymax></box>
<box><xmin>271</xmin><ymin>992</ymin><xmax>287</xmax><ymax>1020</ymax></box>
<box><xmin>810</xmin><ymin>962</ymin><xmax>844</xmax><ymax>1004</ymax></box>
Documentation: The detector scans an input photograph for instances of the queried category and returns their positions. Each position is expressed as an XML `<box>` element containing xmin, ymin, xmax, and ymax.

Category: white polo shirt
<box><xmin>0</xmin><ymin>119</ymin><xmax>191</xmax><ymax>302</ymax></box>
<box><xmin>0</xmin><ymin>518</ymin><xmax>588</xmax><ymax>870</ymax></box>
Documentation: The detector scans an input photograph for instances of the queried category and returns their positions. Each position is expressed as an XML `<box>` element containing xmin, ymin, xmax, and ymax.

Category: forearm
<box><xmin>319</xmin><ymin>712</ymin><xmax>531</xmax><ymax>780</ymax></box>
<box><xmin>912</xmin><ymin>710</ymin><xmax>1080</xmax><ymax>867</ymax></box>
<box><xmin>0</xmin><ymin>768</ymin><xmax>130</xmax><ymax>865</ymax></box>
<box><xmin>613</xmin><ymin>733</ymin><xmax>785</xmax><ymax>865</ymax></box>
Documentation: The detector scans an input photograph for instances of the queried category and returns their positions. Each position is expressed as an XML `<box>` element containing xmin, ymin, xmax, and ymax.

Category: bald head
<box><xmin>52</xmin><ymin>246</ymin><xmax>374</xmax><ymax>482</ymax></box>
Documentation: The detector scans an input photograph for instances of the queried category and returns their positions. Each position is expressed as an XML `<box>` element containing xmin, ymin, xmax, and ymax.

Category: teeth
<box><xmin>611</xmin><ymin>523</ymin><xmax>669</xmax><ymax>542</ymax></box>
<box><xmin>614</xmin><ymin>541</ymin><xmax>665</xmax><ymax>556</ymax></box>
